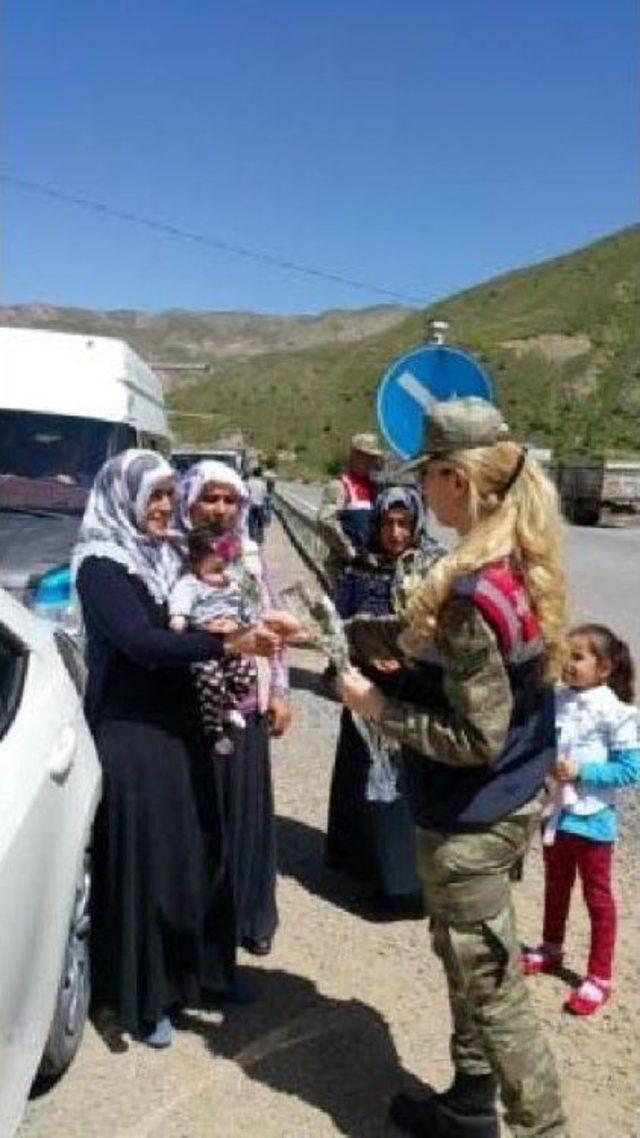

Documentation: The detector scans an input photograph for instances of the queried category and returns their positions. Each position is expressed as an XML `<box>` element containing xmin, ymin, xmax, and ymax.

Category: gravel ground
<box><xmin>19</xmin><ymin>520</ymin><xmax>639</xmax><ymax>1138</ymax></box>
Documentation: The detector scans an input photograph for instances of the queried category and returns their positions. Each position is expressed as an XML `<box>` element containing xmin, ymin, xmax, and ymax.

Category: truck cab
<box><xmin>0</xmin><ymin>327</ymin><xmax>171</xmax><ymax>630</ymax></box>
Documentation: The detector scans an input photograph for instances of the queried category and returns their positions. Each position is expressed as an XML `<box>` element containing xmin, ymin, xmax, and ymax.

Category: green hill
<box><xmin>169</xmin><ymin>226</ymin><xmax>640</xmax><ymax>475</ymax></box>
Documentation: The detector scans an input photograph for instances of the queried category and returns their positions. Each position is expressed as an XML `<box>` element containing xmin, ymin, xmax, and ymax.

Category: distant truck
<box><xmin>0</xmin><ymin>326</ymin><xmax>171</xmax><ymax>628</ymax></box>
<box><xmin>552</xmin><ymin>455</ymin><xmax>640</xmax><ymax>526</ymax></box>
<box><xmin>171</xmin><ymin>446</ymin><xmax>248</xmax><ymax>477</ymax></box>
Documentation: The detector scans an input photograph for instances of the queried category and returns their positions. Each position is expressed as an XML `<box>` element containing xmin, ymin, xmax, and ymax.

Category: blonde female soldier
<box><xmin>337</xmin><ymin>398</ymin><xmax>567</xmax><ymax>1138</ymax></box>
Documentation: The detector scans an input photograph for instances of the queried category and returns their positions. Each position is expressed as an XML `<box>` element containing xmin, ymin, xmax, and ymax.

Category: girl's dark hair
<box><xmin>570</xmin><ymin>623</ymin><xmax>636</xmax><ymax>703</ymax></box>
<box><xmin>187</xmin><ymin>528</ymin><xmax>219</xmax><ymax>565</ymax></box>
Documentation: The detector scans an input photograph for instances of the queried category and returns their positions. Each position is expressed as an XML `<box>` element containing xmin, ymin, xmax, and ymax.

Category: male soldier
<box><xmin>337</xmin><ymin>398</ymin><xmax>567</xmax><ymax>1138</ymax></box>
<box><xmin>317</xmin><ymin>431</ymin><xmax>383</xmax><ymax>589</ymax></box>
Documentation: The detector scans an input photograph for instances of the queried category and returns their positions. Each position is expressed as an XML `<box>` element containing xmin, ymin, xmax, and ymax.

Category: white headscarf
<box><xmin>176</xmin><ymin>459</ymin><xmax>249</xmax><ymax>535</ymax></box>
<box><xmin>72</xmin><ymin>449</ymin><xmax>182</xmax><ymax>604</ymax></box>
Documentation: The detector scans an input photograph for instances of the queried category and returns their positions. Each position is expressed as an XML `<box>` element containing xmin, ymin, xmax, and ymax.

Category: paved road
<box><xmin>284</xmin><ymin>482</ymin><xmax>640</xmax><ymax>664</ymax></box>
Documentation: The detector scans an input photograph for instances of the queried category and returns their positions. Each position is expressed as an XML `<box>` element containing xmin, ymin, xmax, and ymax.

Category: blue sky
<box><xmin>3</xmin><ymin>0</ymin><xmax>637</xmax><ymax>314</ymax></box>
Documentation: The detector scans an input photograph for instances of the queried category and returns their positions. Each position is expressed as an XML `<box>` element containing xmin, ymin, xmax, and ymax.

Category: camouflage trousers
<box><xmin>417</xmin><ymin>811</ymin><xmax>567</xmax><ymax>1138</ymax></box>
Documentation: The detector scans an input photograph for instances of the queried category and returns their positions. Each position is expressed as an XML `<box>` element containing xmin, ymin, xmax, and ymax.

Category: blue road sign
<box><xmin>376</xmin><ymin>344</ymin><xmax>494</xmax><ymax>459</ymax></box>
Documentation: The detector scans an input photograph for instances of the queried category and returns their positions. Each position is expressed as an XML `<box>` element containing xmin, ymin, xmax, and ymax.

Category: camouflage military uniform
<box><xmin>346</xmin><ymin>598</ymin><xmax>567</xmax><ymax>1138</ymax></box>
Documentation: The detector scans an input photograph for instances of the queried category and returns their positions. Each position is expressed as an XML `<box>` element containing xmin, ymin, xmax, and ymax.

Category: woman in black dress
<box><xmin>74</xmin><ymin>450</ymin><xmax>281</xmax><ymax>1047</ymax></box>
<box><xmin>325</xmin><ymin>487</ymin><xmax>442</xmax><ymax>915</ymax></box>
<box><xmin>177</xmin><ymin>460</ymin><xmax>292</xmax><ymax>957</ymax></box>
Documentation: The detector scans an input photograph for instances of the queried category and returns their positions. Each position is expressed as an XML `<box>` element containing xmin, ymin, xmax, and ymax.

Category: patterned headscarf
<box><xmin>373</xmin><ymin>485</ymin><xmax>425</xmax><ymax>549</ymax></box>
<box><xmin>176</xmin><ymin>459</ymin><xmax>249</xmax><ymax>535</ymax></box>
<box><xmin>72</xmin><ymin>449</ymin><xmax>181</xmax><ymax>604</ymax></box>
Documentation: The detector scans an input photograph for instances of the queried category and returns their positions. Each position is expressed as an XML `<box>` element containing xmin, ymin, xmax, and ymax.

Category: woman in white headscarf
<box><xmin>177</xmin><ymin>460</ymin><xmax>291</xmax><ymax>957</ymax></box>
<box><xmin>74</xmin><ymin>451</ymin><xmax>281</xmax><ymax>1047</ymax></box>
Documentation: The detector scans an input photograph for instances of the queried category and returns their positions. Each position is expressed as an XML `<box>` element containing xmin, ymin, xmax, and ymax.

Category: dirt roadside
<box><xmin>19</xmin><ymin>520</ymin><xmax>639</xmax><ymax>1138</ymax></box>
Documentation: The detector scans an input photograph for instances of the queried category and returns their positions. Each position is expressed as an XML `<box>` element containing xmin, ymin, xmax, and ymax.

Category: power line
<box><xmin>2</xmin><ymin>172</ymin><xmax>424</xmax><ymax>305</ymax></box>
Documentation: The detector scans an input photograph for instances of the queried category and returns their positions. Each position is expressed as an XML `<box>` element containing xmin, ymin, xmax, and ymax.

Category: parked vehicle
<box><xmin>552</xmin><ymin>454</ymin><xmax>640</xmax><ymax>525</ymax></box>
<box><xmin>0</xmin><ymin>587</ymin><xmax>101</xmax><ymax>1136</ymax></box>
<box><xmin>171</xmin><ymin>446</ymin><xmax>247</xmax><ymax>476</ymax></box>
<box><xmin>0</xmin><ymin>328</ymin><xmax>171</xmax><ymax>632</ymax></box>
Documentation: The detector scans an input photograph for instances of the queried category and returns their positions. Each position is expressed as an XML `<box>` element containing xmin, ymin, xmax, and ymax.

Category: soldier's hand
<box><xmin>335</xmin><ymin>666</ymin><xmax>385</xmax><ymax>720</ymax></box>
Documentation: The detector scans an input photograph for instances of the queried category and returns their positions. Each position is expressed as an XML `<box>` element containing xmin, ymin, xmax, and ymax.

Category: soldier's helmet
<box><xmin>350</xmin><ymin>431</ymin><xmax>384</xmax><ymax>458</ymax></box>
<box><xmin>404</xmin><ymin>397</ymin><xmax>511</xmax><ymax>472</ymax></box>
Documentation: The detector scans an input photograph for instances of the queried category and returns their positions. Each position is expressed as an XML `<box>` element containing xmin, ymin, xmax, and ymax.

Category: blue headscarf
<box><xmin>72</xmin><ymin>449</ymin><xmax>181</xmax><ymax>604</ymax></box>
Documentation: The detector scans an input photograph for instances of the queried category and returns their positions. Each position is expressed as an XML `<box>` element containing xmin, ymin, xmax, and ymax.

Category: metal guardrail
<box><xmin>273</xmin><ymin>487</ymin><xmax>330</xmax><ymax>586</ymax></box>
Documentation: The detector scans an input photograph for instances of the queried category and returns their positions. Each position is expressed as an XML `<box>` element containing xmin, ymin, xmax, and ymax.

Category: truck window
<box><xmin>0</xmin><ymin>410</ymin><xmax>114</xmax><ymax>489</ymax></box>
<box><xmin>109</xmin><ymin>423</ymin><xmax>138</xmax><ymax>455</ymax></box>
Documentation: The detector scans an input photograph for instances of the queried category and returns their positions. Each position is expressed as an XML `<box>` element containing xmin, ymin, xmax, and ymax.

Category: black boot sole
<box><xmin>389</xmin><ymin>1092</ymin><xmax>499</xmax><ymax>1137</ymax></box>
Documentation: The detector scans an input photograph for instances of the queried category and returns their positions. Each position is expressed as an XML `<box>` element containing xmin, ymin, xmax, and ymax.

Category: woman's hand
<box><xmin>371</xmin><ymin>657</ymin><xmax>401</xmax><ymax>674</ymax></box>
<box><xmin>261</xmin><ymin>609</ymin><xmax>302</xmax><ymax>641</ymax></box>
<box><xmin>226</xmin><ymin>625</ymin><xmax>281</xmax><ymax>658</ymax></box>
<box><xmin>267</xmin><ymin>695</ymin><xmax>292</xmax><ymax>738</ymax></box>
<box><xmin>282</xmin><ymin>626</ymin><xmax>318</xmax><ymax>648</ymax></box>
<box><xmin>335</xmin><ymin>666</ymin><xmax>385</xmax><ymax>720</ymax></box>
<box><xmin>202</xmin><ymin>617</ymin><xmax>240</xmax><ymax>635</ymax></box>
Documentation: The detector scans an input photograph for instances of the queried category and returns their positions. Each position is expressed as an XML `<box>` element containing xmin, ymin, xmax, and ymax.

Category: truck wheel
<box><xmin>37</xmin><ymin>853</ymin><xmax>92</xmax><ymax>1083</ymax></box>
<box><xmin>572</xmin><ymin>503</ymin><xmax>601</xmax><ymax>526</ymax></box>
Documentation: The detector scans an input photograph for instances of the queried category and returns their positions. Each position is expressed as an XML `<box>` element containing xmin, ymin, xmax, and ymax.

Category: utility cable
<box><xmin>2</xmin><ymin>173</ymin><xmax>423</xmax><ymax>305</ymax></box>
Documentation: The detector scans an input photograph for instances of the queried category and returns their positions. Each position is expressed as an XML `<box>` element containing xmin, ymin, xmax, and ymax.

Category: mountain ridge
<box><xmin>170</xmin><ymin>225</ymin><xmax>640</xmax><ymax>471</ymax></box>
<box><xmin>2</xmin><ymin>225</ymin><xmax>638</xmax><ymax>472</ymax></box>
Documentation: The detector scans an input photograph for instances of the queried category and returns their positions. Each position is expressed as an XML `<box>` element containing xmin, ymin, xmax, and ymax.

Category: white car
<box><xmin>0</xmin><ymin>588</ymin><xmax>101</xmax><ymax>1137</ymax></box>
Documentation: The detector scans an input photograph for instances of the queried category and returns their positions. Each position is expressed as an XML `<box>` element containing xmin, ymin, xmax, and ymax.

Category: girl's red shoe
<box><xmin>564</xmin><ymin>977</ymin><xmax>610</xmax><ymax>1016</ymax></box>
<box><xmin>519</xmin><ymin>945</ymin><xmax>563</xmax><ymax>975</ymax></box>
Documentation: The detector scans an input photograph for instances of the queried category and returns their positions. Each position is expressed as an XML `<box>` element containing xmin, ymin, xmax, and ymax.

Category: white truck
<box><xmin>0</xmin><ymin>327</ymin><xmax>171</xmax><ymax>627</ymax></box>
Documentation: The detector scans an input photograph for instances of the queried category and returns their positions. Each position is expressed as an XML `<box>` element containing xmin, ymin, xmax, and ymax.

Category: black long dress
<box><xmin>325</xmin><ymin>563</ymin><xmax>422</xmax><ymax>906</ymax></box>
<box><xmin>212</xmin><ymin>712</ymin><xmax>278</xmax><ymax>945</ymax></box>
<box><xmin>77</xmin><ymin>557</ymin><xmax>236</xmax><ymax>1036</ymax></box>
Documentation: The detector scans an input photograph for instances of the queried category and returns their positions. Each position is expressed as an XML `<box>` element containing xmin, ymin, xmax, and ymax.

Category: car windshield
<box><xmin>172</xmin><ymin>451</ymin><xmax>241</xmax><ymax>473</ymax></box>
<box><xmin>0</xmin><ymin>410</ymin><xmax>116</xmax><ymax>514</ymax></box>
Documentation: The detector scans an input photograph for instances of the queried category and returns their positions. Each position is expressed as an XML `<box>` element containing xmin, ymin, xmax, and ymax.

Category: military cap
<box><xmin>350</xmin><ymin>431</ymin><xmax>384</xmax><ymax>458</ymax></box>
<box><xmin>404</xmin><ymin>397</ymin><xmax>511</xmax><ymax>470</ymax></box>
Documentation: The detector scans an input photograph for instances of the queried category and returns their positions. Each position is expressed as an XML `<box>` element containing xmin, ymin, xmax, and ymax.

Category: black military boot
<box><xmin>389</xmin><ymin>1072</ymin><xmax>499</xmax><ymax>1137</ymax></box>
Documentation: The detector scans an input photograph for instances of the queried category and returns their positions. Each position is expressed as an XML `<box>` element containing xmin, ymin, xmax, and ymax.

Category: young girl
<box><xmin>169</xmin><ymin>528</ymin><xmax>259</xmax><ymax>750</ymax></box>
<box><xmin>521</xmin><ymin>624</ymin><xmax>639</xmax><ymax>1015</ymax></box>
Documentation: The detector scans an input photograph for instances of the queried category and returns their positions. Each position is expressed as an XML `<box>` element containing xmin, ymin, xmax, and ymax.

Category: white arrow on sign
<box><xmin>396</xmin><ymin>370</ymin><xmax>437</xmax><ymax>412</ymax></box>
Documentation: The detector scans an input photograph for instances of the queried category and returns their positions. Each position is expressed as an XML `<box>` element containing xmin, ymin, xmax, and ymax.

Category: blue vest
<box><xmin>400</xmin><ymin>657</ymin><xmax>555</xmax><ymax>830</ymax></box>
<box><xmin>334</xmin><ymin>563</ymin><xmax>393</xmax><ymax>620</ymax></box>
<box><xmin>398</xmin><ymin>563</ymin><xmax>556</xmax><ymax>830</ymax></box>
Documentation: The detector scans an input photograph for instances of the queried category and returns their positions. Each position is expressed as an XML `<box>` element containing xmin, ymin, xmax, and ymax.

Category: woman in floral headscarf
<box><xmin>326</xmin><ymin>486</ymin><xmax>443</xmax><ymax>916</ymax></box>
<box><xmin>177</xmin><ymin>460</ymin><xmax>292</xmax><ymax>957</ymax></box>
<box><xmin>74</xmin><ymin>450</ymin><xmax>281</xmax><ymax>1047</ymax></box>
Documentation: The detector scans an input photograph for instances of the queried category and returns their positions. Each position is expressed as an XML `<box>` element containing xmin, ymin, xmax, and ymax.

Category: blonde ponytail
<box><xmin>403</xmin><ymin>443</ymin><xmax>567</xmax><ymax>680</ymax></box>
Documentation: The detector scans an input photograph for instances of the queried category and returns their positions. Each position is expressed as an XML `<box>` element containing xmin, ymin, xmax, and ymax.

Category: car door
<box><xmin>0</xmin><ymin>591</ymin><xmax>100</xmax><ymax>1137</ymax></box>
